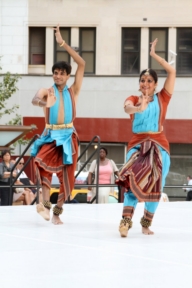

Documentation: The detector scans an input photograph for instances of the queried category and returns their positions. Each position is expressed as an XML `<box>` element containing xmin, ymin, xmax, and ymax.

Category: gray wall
<box><xmin>1</xmin><ymin>75</ymin><xmax>192</xmax><ymax>125</ymax></box>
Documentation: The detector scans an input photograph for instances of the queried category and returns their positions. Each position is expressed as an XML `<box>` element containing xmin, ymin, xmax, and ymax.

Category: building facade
<box><xmin>0</xmin><ymin>0</ymin><xmax>192</xmax><ymax>198</ymax></box>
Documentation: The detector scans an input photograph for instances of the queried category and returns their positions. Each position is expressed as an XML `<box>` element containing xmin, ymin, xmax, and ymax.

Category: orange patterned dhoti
<box><xmin>34</xmin><ymin>133</ymin><xmax>78</xmax><ymax>202</ymax></box>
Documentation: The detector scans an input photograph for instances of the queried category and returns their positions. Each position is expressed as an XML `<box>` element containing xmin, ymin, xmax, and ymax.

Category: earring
<box><xmin>138</xmin><ymin>88</ymin><xmax>141</xmax><ymax>91</ymax></box>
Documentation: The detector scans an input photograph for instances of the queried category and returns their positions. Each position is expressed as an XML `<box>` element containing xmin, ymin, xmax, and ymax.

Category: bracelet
<box><xmin>136</xmin><ymin>106</ymin><xmax>143</xmax><ymax>113</ymax></box>
<box><xmin>37</xmin><ymin>99</ymin><xmax>41</xmax><ymax>107</ymax></box>
<box><xmin>136</xmin><ymin>106</ymin><xmax>140</xmax><ymax>112</ymax></box>
<box><xmin>124</xmin><ymin>103</ymin><xmax>130</xmax><ymax>109</ymax></box>
<box><xmin>59</xmin><ymin>40</ymin><xmax>65</xmax><ymax>47</ymax></box>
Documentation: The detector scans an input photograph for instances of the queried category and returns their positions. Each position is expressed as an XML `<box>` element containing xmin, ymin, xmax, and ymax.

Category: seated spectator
<box><xmin>183</xmin><ymin>175</ymin><xmax>192</xmax><ymax>201</ymax></box>
<box><xmin>15</xmin><ymin>157</ymin><xmax>43</xmax><ymax>202</ymax></box>
<box><xmin>160</xmin><ymin>192</ymin><xmax>169</xmax><ymax>202</ymax></box>
<box><xmin>13</xmin><ymin>179</ymin><xmax>35</xmax><ymax>205</ymax></box>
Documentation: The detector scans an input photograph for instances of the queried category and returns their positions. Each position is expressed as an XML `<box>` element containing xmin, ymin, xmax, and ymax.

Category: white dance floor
<box><xmin>0</xmin><ymin>202</ymin><xmax>192</xmax><ymax>288</ymax></box>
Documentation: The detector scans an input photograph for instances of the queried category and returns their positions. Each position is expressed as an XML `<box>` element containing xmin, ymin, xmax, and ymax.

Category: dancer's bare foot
<box><xmin>119</xmin><ymin>218</ymin><xmax>132</xmax><ymax>237</ymax></box>
<box><xmin>36</xmin><ymin>203</ymin><xmax>50</xmax><ymax>221</ymax></box>
<box><xmin>142</xmin><ymin>227</ymin><xmax>154</xmax><ymax>235</ymax></box>
<box><xmin>119</xmin><ymin>227</ymin><xmax>129</xmax><ymax>237</ymax></box>
<box><xmin>52</xmin><ymin>214</ymin><xmax>63</xmax><ymax>225</ymax></box>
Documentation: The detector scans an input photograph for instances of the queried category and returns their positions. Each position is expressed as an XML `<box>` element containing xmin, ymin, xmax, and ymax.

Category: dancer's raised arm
<box><xmin>150</xmin><ymin>38</ymin><xmax>176</xmax><ymax>95</ymax></box>
<box><xmin>54</xmin><ymin>24</ymin><xmax>85</xmax><ymax>100</ymax></box>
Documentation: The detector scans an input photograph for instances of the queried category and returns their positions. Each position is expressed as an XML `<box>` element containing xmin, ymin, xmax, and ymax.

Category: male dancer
<box><xmin>31</xmin><ymin>24</ymin><xmax>85</xmax><ymax>224</ymax></box>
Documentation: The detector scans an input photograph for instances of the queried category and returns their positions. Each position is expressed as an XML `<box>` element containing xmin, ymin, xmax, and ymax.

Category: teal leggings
<box><xmin>122</xmin><ymin>190</ymin><xmax>159</xmax><ymax>221</ymax></box>
<box><xmin>122</xmin><ymin>145</ymin><xmax>170</xmax><ymax>221</ymax></box>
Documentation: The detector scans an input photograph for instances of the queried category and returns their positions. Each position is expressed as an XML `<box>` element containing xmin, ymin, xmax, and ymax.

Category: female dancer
<box><xmin>116</xmin><ymin>38</ymin><xmax>176</xmax><ymax>237</ymax></box>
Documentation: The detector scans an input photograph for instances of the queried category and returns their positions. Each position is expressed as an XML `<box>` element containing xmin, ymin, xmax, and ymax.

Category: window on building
<box><xmin>29</xmin><ymin>27</ymin><xmax>45</xmax><ymax>65</ymax></box>
<box><xmin>149</xmin><ymin>29</ymin><xmax>168</xmax><ymax>75</ymax></box>
<box><xmin>79</xmin><ymin>28</ymin><xmax>96</xmax><ymax>74</ymax></box>
<box><xmin>177</xmin><ymin>28</ymin><xmax>192</xmax><ymax>74</ymax></box>
<box><xmin>54</xmin><ymin>28</ymin><xmax>71</xmax><ymax>63</ymax></box>
<box><xmin>121</xmin><ymin>28</ymin><xmax>140</xmax><ymax>74</ymax></box>
<box><xmin>165</xmin><ymin>144</ymin><xmax>192</xmax><ymax>200</ymax></box>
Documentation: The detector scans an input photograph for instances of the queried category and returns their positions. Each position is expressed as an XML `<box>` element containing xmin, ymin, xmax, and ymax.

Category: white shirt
<box><xmin>16</xmin><ymin>169</ymin><xmax>28</xmax><ymax>180</ymax></box>
<box><xmin>186</xmin><ymin>179</ymin><xmax>192</xmax><ymax>192</ymax></box>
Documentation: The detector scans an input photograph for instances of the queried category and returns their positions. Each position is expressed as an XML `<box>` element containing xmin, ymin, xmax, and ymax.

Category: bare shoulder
<box><xmin>68</xmin><ymin>84</ymin><xmax>79</xmax><ymax>104</ymax></box>
<box><xmin>70</xmin><ymin>62</ymin><xmax>85</xmax><ymax>99</ymax></box>
<box><xmin>34</xmin><ymin>88</ymin><xmax>49</xmax><ymax>100</ymax></box>
<box><xmin>69</xmin><ymin>84</ymin><xmax>77</xmax><ymax>96</ymax></box>
<box><xmin>37</xmin><ymin>88</ymin><xmax>49</xmax><ymax>95</ymax></box>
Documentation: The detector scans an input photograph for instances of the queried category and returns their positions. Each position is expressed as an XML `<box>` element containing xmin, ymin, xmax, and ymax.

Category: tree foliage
<box><xmin>0</xmin><ymin>58</ymin><xmax>30</xmax><ymax>151</ymax></box>
<box><xmin>0</xmin><ymin>58</ymin><xmax>21</xmax><ymax>120</ymax></box>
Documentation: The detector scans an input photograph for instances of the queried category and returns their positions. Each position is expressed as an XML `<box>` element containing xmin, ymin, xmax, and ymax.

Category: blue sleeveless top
<box><xmin>49</xmin><ymin>84</ymin><xmax>73</xmax><ymax>124</ymax></box>
<box><xmin>132</xmin><ymin>94</ymin><xmax>160</xmax><ymax>133</ymax></box>
<box><xmin>31</xmin><ymin>85</ymin><xmax>75</xmax><ymax>165</ymax></box>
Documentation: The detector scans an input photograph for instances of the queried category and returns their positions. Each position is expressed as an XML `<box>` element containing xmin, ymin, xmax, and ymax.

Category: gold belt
<box><xmin>136</xmin><ymin>126</ymin><xmax>163</xmax><ymax>134</ymax></box>
<box><xmin>136</xmin><ymin>131</ymin><xmax>161</xmax><ymax>134</ymax></box>
<box><xmin>46</xmin><ymin>122</ymin><xmax>73</xmax><ymax>130</ymax></box>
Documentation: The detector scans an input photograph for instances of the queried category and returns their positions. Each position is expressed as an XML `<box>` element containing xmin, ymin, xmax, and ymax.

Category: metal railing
<box><xmin>8</xmin><ymin>134</ymin><xmax>40</xmax><ymax>205</ymax></box>
<box><xmin>0</xmin><ymin>133</ymin><xmax>191</xmax><ymax>205</ymax></box>
<box><xmin>74</xmin><ymin>135</ymin><xmax>101</xmax><ymax>203</ymax></box>
<box><xmin>1</xmin><ymin>134</ymin><xmax>102</xmax><ymax>205</ymax></box>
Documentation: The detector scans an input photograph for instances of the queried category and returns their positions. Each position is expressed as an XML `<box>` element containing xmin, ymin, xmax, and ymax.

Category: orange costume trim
<box><xmin>35</xmin><ymin>134</ymin><xmax>78</xmax><ymax>202</ymax></box>
<box><xmin>125</xmin><ymin>88</ymin><xmax>171</xmax><ymax>154</ymax></box>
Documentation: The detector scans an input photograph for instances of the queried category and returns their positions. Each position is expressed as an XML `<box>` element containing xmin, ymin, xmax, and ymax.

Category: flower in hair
<box><xmin>144</xmin><ymin>69</ymin><xmax>150</xmax><ymax>76</ymax></box>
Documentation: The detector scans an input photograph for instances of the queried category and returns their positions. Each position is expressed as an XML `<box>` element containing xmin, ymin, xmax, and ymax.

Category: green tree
<box><xmin>0</xmin><ymin>59</ymin><xmax>29</xmax><ymax>151</ymax></box>
<box><xmin>0</xmin><ymin>58</ymin><xmax>21</xmax><ymax>121</ymax></box>
<box><xmin>0</xmin><ymin>59</ymin><xmax>36</xmax><ymax>153</ymax></box>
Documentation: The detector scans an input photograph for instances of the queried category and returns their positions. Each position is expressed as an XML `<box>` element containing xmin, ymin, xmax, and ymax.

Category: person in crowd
<box><xmin>87</xmin><ymin>147</ymin><xmax>119</xmax><ymax>203</ymax></box>
<box><xmin>15</xmin><ymin>157</ymin><xmax>43</xmax><ymax>203</ymax></box>
<box><xmin>160</xmin><ymin>192</ymin><xmax>169</xmax><ymax>202</ymax></box>
<box><xmin>116</xmin><ymin>38</ymin><xmax>176</xmax><ymax>237</ymax></box>
<box><xmin>13</xmin><ymin>178</ymin><xmax>35</xmax><ymax>205</ymax></box>
<box><xmin>0</xmin><ymin>150</ymin><xmax>17</xmax><ymax>205</ymax></box>
<box><xmin>9</xmin><ymin>159</ymin><xmax>35</xmax><ymax>205</ymax></box>
<box><xmin>183</xmin><ymin>175</ymin><xmax>192</xmax><ymax>201</ymax></box>
<box><xmin>0</xmin><ymin>151</ymin><xmax>34</xmax><ymax>205</ymax></box>
<box><xmin>31</xmin><ymin>24</ymin><xmax>85</xmax><ymax>224</ymax></box>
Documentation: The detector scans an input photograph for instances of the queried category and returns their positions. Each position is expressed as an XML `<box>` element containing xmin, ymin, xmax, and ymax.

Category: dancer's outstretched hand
<box><xmin>54</xmin><ymin>24</ymin><xmax>63</xmax><ymax>45</ymax></box>
<box><xmin>139</xmin><ymin>90</ymin><xmax>150</xmax><ymax>112</ymax></box>
<box><xmin>150</xmin><ymin>38</ymin><xmax>158</xmax><ymax>56</ymax></box>
<box><xmin>46</xmin><ymin>88</ymin><xmax>56</xmax><ymax>107</ymax></box>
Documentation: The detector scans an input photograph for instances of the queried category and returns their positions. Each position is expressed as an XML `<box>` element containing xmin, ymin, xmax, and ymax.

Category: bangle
<box><xmin>136</xmin><ymin>106</ymin><xmax>140</xmax><ymax>112</ymax></box>
<box><xmin>136</xmin><ymin>106</ymin><xmax>143</xmax><ymax>113</ymax></box>
<box><xmin>59</xmin><ymin>40</ymin><xmax>65</xmax><ymax>47</ymax></box>
<box><xmin>124</xmin><ymin>103</ymin><xmax>130</xmax><ymax>109</ymax></box>
<box><xmin>37</xmin><ymin>99</ymin><xmax>41</xmax><ymax>107</ymax></box>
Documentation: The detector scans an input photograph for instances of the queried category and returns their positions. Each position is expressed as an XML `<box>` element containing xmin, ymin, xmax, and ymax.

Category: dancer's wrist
<box><xmin>37</xmin><ymin>99</ymin><xmax>41</xmax><ymax>106</ymax></box>
<box><xmin>59</xmin><ymin>40</ymin><xmax>65</xmax><ymax>47</ymax></box>
<box><xmin>37</xmin><ymin>98</ymin><xmax>46</xmax><ymax>107</ymax></box>
<box><xmin>136</xmin><ymin>105</ymin><xmax>143</xmax><ymax>113</ymax></box>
